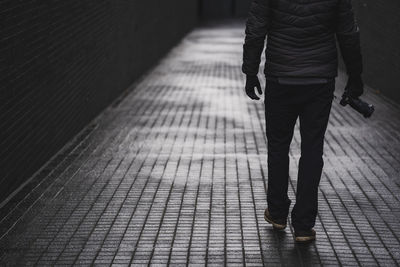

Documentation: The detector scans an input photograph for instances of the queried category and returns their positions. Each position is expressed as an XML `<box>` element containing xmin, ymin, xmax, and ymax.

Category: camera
<box><xmin>340</xmin><ymin>91</ymin><xmax>375</xmax><ymax>118</ymax></box>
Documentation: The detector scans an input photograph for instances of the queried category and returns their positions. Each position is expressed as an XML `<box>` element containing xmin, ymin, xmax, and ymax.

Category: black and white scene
<box><xmin>1</xmin><ymin>0</ymin><xmax>400</xmax><ymax>266</ymax></box>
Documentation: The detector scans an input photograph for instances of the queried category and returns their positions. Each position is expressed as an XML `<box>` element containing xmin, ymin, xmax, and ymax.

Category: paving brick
<box><xmin>1</xmin><ymin>20</ymin><xmax>400</xmax><ymax>266</ymax></box>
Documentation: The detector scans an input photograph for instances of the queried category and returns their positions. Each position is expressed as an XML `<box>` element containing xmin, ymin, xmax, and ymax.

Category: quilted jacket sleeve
<box><xmin>336</xmin><ymin>0</ymin><xmax>363</xmax><ymax>76</ymax></box>
<box><xmin>242</xmin><ymin>0</ymin><xmax>270</xmax><ymax>76</ymax></box>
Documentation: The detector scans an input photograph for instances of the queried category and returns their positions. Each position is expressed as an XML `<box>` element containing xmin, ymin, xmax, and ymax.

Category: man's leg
<box><xmin>291</xmin><ymin>81</ymin><xmax>335</xmax><ymax>231</ymax></box>
<box><xmin>265</xmin><ymin>81</ymin><xmax>299</xmax><ymax>219</ymax></box>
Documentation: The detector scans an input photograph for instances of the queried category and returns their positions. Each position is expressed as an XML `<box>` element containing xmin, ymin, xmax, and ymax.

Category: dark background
<box><xmin>352</xmin><ymin>0</ymin><xmax>400</xmax><ymax>104</ymax></box>
<box><xmin>199</xmin><ymin>0</ymin><xmax>252</xmax><ymax>18</ymax></box>
<box><xmin>1</xmin><ymin>0</ymin><xmax>399</xmax><ymax>204</ymax></box>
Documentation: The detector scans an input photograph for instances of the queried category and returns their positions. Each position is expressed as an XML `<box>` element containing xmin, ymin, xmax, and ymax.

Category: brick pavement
<box><xmin>1</xmin><ymin>20</ymin><xmax>400</xmax><ymax>266</ymax></box>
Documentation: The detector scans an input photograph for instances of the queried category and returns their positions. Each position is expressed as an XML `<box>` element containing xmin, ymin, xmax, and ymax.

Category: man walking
<box><xmin>242</xmin><ymin>0</ymin><xmax>364</xmax><ymax>242</ymax></box>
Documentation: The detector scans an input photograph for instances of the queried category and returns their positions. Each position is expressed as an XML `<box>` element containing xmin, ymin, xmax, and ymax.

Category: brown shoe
<box><xmin>294</xmin><ymin>229</ymin><xmax>316</xmax><ymax>243</ymax></box>
<box><xmin>264</xmin><ymin>208</ymin><xmax>287</xmax><ymax>230</ymax></box>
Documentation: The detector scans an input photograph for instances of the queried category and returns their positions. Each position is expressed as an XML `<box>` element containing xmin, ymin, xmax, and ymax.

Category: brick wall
<box><xmin>0</xmin><ymin>1</ymin><xmax>198</xmax><ymax>203</ymax></box>
<box><xmin>353</xmin><ymin>0</ymin><xmax>400</xmax><ymax>104</ymax></box>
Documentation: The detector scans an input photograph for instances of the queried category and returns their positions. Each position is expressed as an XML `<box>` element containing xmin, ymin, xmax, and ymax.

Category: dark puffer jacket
<box><xmin>242</xmin><ymin>0</ymin><xmax>363</xmax><ymax>78</ymax></box>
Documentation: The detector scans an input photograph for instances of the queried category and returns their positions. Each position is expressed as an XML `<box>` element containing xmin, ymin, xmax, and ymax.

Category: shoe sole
<box><xmin>295</xmin><ymin>236</ymin><xmax>316</xmax><ymax>243</ymax></box>
<box><xmin>264</xmin><ymin>214</ymin><xmax>286</xmax><ymax>230</ymax></box>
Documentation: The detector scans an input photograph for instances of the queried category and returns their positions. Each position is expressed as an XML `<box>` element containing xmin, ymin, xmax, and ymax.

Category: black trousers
<box><xmin>264</xmin><ymin>79</ymin><xmax>334</xmax><ymax>231</ymax></box>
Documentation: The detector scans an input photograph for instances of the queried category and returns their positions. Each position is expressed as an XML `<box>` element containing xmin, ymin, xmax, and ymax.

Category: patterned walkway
<box><xmin>1</xmin><ymin>20</ymin><xmax>400</xmax><ymax>266</ymax></box>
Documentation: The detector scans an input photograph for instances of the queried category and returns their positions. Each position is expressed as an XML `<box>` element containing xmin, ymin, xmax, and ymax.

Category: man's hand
<box><xmin>345</xmin><ymin>75</ymin><xmax>364</xmax><ymax>98</ymax></box>
<box><xmin>245</xmin><ymin>75</ymin><xmax>263</xmax><ymax>100</ymax></box>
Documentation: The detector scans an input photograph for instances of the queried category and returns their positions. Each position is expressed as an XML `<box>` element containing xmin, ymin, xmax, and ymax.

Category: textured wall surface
<box><xmin>0</xmin><ymin>0</ymin><xmax>198</xmax><ymax>203</ymax></box>
<box><xmin>353</xmin><ymin>0</ymin><xmax>400</xmax><ymax>103</ymax></box>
